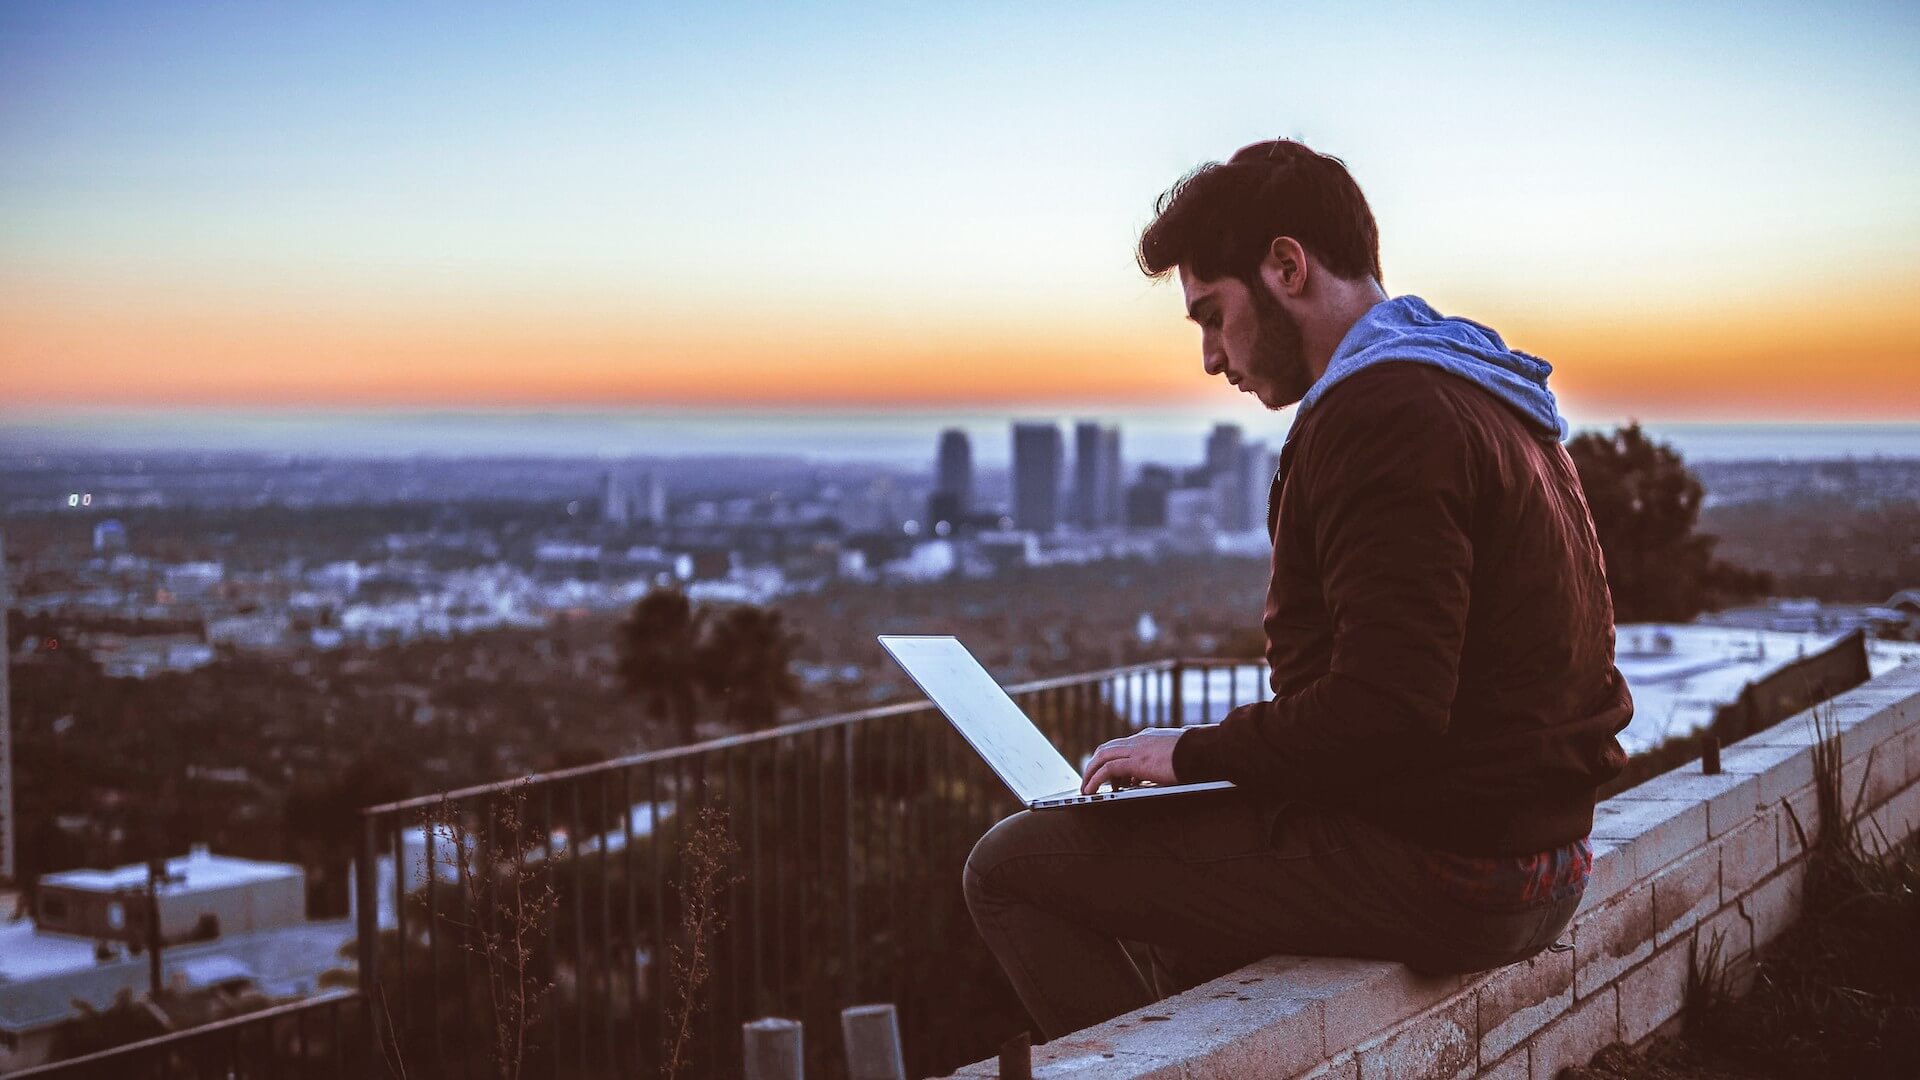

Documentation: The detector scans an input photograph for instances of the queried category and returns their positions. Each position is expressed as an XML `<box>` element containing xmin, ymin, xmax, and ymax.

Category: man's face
<box><xmin>1178</xmin><ymin>266</ymin><xmax>1314</xmax><ymax>410</ymax></box>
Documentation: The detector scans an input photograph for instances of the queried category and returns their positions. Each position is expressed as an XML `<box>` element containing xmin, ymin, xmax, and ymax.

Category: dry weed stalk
<box><xmin>427</xmin><ymin>782</ymin><xmax>559</xmax><ymax>1080</ymax></box>
<box><xmin>661</xmin><ymin>804</ymin><xmax>743</xmax><ymax>1080</ymax></box>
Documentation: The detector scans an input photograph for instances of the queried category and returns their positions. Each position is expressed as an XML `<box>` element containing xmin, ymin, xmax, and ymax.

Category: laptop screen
<box><xmin>878</xmin><ymin>635</ymin><xmax>1085</xmax><ymax>804</ymax></box>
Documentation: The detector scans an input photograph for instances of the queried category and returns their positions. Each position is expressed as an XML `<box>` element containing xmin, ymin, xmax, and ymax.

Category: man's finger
<box><xmin>1082</xmin><ymin>757</ymin><xmax>1132</xmax><ymax>795</ymax></box>
<box><xmin>1081</xmin><ymin>744</ymin><xmax>1120</xmax><ymax>780</ymax></box>
<box><xmin>1081</xmin><ymin>758</ymin><xmax>1109</xmax><ymax>794</ymax></box>
<box><xmin>1081</xmin><ymin>761</ymin><xmax>1110</xmax><ymax>795</ymax></box>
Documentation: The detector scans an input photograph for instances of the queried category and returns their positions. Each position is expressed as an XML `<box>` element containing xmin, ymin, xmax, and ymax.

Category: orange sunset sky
<box><xmin>4</xmin><ymin>3</ymin><xmax>1918</xmax><ymax>424</ymax></box>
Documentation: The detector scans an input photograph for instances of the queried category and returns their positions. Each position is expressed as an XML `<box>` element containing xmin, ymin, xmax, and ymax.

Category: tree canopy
<box><xmin>1567</xmin><ymin>423</ymin><xmax>1770</xmax><ymax>622</ymax></box>
<box><xmin>614</xmin><ymin>589</ymin><xmax>800</xmax><ymax>745</ymax></box>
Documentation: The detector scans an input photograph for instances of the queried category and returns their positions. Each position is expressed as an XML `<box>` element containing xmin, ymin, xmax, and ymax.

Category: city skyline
<box><xmin>4</xmin><ymin>3</ymin><xmax>1919</xmax><ymax>420</ymax></box>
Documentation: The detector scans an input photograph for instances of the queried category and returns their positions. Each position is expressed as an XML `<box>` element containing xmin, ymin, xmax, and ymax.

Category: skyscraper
<box><xmin>1126</xmin><ymin>464</ymin><xmax>1176</xmax><ymax>528</ymax></box>
<box><xmin>1242</xmin><ymin>442</ymin><xmax>1277</xmax><ymax>535</ymax></box>
<box><xmin>1012</xmin><ymin>422</ymin><xmax>1064</xmax><ymax>533</ymax></box>
<box><xmin>1069</xmin><ymin>422</ymin><xmax>1125</xmax><ymax>530</ymax></box>
<box><xmin>603</xmin><ymin>470</ymin><xmax>667</xmax><ymax>526</ymax></box>
<box><xmin>1101</xmin><ymin>426</ymin><xmax>1124</xmax><ymax>529</ymax></box>
<box><xmin>935</xmin><ymin>429</ymin><xmax>974</xmax><ymax>516</ymax></box>
<box><xmin>1206</xmin><ymin>424</ymin><xmax>1257</xmax><ymax>532</ymax></box>
<box><xmin>637</xmin><ymin>471</ymin><xmax>668</xmax><ymax>525</ymax></box>
<box><xmin>601</xmin><ymin>471</ymin><xmax>630</xmax><ymax>524</ymax></box>
<box><xmin>1206</xmin><ymin>423</ymin><xmax>1244</xmax><ymax>479</ymax></box>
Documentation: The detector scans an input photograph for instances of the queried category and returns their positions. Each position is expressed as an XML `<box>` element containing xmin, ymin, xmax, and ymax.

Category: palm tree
<box><xmin>616</xmin><ymin>588</ymin><xmax>705</xmax><ymax>745</ymax></box>
<box><xmin>697</xmin><ymin>605</ymin><xmax>802</xmax><ymax>730</ymax></box>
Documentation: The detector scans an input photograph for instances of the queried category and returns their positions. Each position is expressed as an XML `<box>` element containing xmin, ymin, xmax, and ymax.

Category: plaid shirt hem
<box><xmin>1417</xmin><ymin>836</ymin><xmax>1592</xmax><ymax>911</ymax></box>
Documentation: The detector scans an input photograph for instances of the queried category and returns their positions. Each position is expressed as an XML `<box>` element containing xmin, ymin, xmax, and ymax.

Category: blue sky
<box><xmin>3</xmin><ymin>2</ymin><xmax>1918</xmax><ymax>421</ymax></box>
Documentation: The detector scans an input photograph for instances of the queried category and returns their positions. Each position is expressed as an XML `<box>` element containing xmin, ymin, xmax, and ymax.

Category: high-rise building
<box><xmin>1242</xmin><ymin>442</ymin><xmax>1277</xmax><ymax>535</ymax></box>
<box><xmin>1205</xmin><ymin>424</ymin><xmax>1262</xmax><ymax>532</ymax></box>
<box><xmin>1011</xmin><ymin>422</ymin><xmax>1064</xmax><ymax>533</ymax></box>
<box><xmin>1206</xmin><ymin>424</ymin><xmax>1244</xmax><ymax>479</ymax></box>
<box><xmin>935</xmin><ymin>429</ymin><xmax>974</xmax><ymax>516</ymax></box>
<box><xmin>637</xmin><ymin>472</ymin><xmax>668</xmax><ymax>525</ymax></box>
<box><xmin>603</xmin><ymin>471</ymin><xmax>667</xmax><ymax>526</ymax></box>
<box><xmin>1073</xmin><ymin>421</ymin><xmax>1124</xmax><ymax>529</ymax></box>
<box><xmin>1126</xmin><ymin>465</ymin><xmax>1177</xmax><ymax>528</ymax></box>
<box><xmin>600</xmin><ymin>471</ymin><xmax>630</xmax><ymax>525</ymax></box>
<box><xmin>1102</xmin><ymin>427</ymin><xmax>1124</xmax><ymax>529</ymax></box>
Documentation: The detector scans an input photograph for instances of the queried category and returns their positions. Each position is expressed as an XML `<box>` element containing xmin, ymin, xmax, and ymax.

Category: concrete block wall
<box><xmin>948</xmin><ymin>662</ymin><xmax>1920</xmax><ymax>1080</ymax></box>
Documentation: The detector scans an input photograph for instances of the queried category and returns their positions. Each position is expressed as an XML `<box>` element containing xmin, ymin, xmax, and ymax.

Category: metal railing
<box><xmin>8</xmin><ymin>991</ymin><xmax>367</xmax><ymax>1080</ymax></box>
<box><xmin>351</xmin><ymin>656</ymin><xmax>1269</xmax><ymax>1079</ymax></box>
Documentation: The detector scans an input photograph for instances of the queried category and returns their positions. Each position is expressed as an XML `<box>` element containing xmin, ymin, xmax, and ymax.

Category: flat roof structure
<box><xmin>38</xmin><ymin>849</ymin><xmax>299</xmax><ymax>898</ymax></box>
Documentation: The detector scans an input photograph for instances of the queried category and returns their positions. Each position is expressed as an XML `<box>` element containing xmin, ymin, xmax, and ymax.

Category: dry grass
<box><xmin>1569</xmin><ymin>706</ymin><xmax>1920</xmax><ymax>1080</ymax></box>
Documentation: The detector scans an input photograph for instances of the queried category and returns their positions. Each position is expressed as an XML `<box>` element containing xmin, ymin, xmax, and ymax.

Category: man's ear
<box><xmin>1263</xmin><ymin>236</ymin><xmax>1309</xmax><ymax>298</ymax></box>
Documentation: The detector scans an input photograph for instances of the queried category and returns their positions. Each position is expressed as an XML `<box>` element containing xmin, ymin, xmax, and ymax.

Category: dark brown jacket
<box><xmin>1172</xmin><ymin>362</ymin><xmax>1633</xmax><ymax>856</ymax></box>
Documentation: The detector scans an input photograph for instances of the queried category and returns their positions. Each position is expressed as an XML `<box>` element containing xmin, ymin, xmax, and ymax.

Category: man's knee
<box><xmin>963</xmin><ymin>810</ymin><xmax>1051</xmax><ymax>907</ymax></box>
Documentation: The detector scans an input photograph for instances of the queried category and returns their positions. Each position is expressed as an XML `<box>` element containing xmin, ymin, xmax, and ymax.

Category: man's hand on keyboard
<box><xmin>1080</xmin><ymin>728</ymin><xmax>1187</xmax><ymax>795</ymax></box>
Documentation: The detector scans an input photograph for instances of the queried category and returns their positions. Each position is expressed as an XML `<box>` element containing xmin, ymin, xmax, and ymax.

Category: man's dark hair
<box><xmin>1137</xmin><ymin>139</ymin><xmax>1382</xmax><ymax>286</ymax></box>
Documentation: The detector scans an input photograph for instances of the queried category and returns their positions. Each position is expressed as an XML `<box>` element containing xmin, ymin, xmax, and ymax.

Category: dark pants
<box><xmin>962</xmin><ymin>790</ymin><xmax>1580</xmax><ymax>1040</ymax></box>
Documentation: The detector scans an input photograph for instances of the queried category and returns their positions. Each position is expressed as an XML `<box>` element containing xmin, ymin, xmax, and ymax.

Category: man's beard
<box><xmin>1245</xmin><ymin>281</ymin><xmax>1312</xmax><ymax>409</ymax></box>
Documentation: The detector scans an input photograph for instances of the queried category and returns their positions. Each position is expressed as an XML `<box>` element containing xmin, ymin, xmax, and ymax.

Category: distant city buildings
<box><xmin>9</xmin><ymin>420</ymin><xmax>1320</xmax><ymax>680</ymax></box>
<box><xmin>1238</xmin><ymin>442</ymin><xmax>1277</xmax><ymax>535</ymax></box>
<box><xmin>1206</xmin><ymin>423</ymin><xmax>1242</xmax><ymax>480</ymax></box>
<box><xmin>1126</xmin><ymin>465</ymin><xmax>1176</xmax><ymax>529</ymax></box>
<box><xmin>600</xmin><ymin>470</ymin><xmax>667</xmax><ymax>526</ymax></box>
<box><xmin>1011</xmin><ymin>423</ymin><xmax>1064</xmax><ymax>534</ymax></box>
<box><xmin>1073</xmin><ymin>422</ymin><xmax>1123</xmax><ymax>530</ymax></box>
<box><xmin>1</xmin><ymin>846</ymin><xmax>342</xmax><ymax>1072</ymax></box>
<box><xmin>1697</xmin><ymin>593</ymin><xmax>1920</xmax><ymax>641</ymax></box>
<box><xmin>91</xmin><ymin>519</ymin><xmax>127</xmax><ymax>553</ymax></box>
<box><xmin>1198</xmin><ymin>424</ymin><xmax>1274</xmax><ymax>534</ymax></box>
<box><xmin>928</xmin><ymin>428</ymin><xmax>974</xmax><ymax>534</ymax></box>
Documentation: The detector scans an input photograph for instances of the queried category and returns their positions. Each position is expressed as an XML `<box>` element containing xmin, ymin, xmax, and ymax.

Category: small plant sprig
<box><xmin>421</xmin><ymin>782</ymin><xmax>559</xmax><ymax>1080</ymax></box>
<box><xmin>661</xmin><ymin>804</ymin><xmax>743</xmax><ymax>1080</ymax></box>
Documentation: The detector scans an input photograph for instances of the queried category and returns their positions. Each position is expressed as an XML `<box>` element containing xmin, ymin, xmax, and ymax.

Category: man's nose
<box><xmin>1203</xmin><ymin>351</ymin><xmax>1226</xmax><ymax>377</ymax></box>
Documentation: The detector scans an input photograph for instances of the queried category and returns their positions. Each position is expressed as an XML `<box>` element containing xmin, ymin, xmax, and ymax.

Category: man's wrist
<box><xmin>1171</xmin><ymin>722</ymin><xmax>1227</xmax><ymax>784</ymax></box>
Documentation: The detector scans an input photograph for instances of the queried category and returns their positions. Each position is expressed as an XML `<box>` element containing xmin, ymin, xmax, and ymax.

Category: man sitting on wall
<box><xmin>963</xmin><ymin>139</ymin><xmax>1634</xmax><ymax>1041</ymax></box>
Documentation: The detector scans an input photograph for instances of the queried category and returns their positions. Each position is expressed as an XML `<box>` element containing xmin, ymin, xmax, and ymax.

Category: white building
<box><xmin>1611</xmin><ymin>625</ymin><xmax>1920</xmax><ymax>754</ymax></box>
<box><xmin>205</xmin><ymin>614</ymin><xmax>291</xmax><ymax>651</ymax></box>
<box><xmin>34</xmin><ymin>847</ymin><xmax>305</xmax><ymax>947</ymax></box>
<box><xmin>882</xmin><ymin>541</ymin><xmax>956</xmax><ymax>583</ymax></box>
<box><xmin>97</xmin><ymin>638</ymin><xmax>215</xmax><ymax>679</ymax></box>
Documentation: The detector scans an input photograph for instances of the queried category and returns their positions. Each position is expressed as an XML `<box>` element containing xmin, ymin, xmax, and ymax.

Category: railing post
<box><xmin>843</xmin><ymin>723</ymin><xmax>859</xmax><ymax>1004</ymax></box>
<box><xmin>841</xmin><ymin>1003</ymin><xmax>907</xmax><ymax>1080</ymax></box>
<box><xmin>356</xmin><ymin>814</ymin><xmax>377</xmax><ymax>996</ymax></box>
<box><xmin>352</xmin><ymin>811</ymin><xmax>381</xmax><ymax>1078</ymax></box>
<box><xmin>1701</xmin><ymin>733</ymin><xmax>1722</xmax><ymax>775</ymax></box>
<box><xmin>742</xmin><ymin>1017</ymin><xmax>803</xmax><ymax>1080</ymax></box>
<box><xmin>1169</xmin><ymin>661</ymin><xmax>1185</xmax><ymax>728</ymax></box>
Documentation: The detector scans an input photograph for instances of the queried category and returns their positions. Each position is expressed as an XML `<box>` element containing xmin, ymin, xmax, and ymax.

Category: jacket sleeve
<box><xmin>1172</xmin><ymin>384</ymin><xmax>1478</xmax><ymax>797</ymax></box>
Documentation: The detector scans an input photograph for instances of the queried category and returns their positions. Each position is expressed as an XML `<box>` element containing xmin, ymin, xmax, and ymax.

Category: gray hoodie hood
<box><xmin>1297</xmin><ymin>295</ymin><xmax>1568</xmax><ymax>440</ymax></box>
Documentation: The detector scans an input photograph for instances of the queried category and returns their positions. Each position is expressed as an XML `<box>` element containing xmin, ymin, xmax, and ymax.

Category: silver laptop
<box><xmin>878</xmin><ymin>635</ymin><xmax>1234</xmax><ymax>809</ymax></box>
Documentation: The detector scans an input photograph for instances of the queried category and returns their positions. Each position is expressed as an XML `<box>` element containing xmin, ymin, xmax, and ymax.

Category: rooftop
<box><xmin>1611</xmin><ymin>624</ymin><xmax>1920</xmax><ymax>754</ymax></box>
<box><xmin>37</xmin><ymin>848</ymin><xmax>301</xmax><ymax>897</ymax></box>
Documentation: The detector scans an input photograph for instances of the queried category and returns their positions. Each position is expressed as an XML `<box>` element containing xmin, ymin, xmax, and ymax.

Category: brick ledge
<box><xmin>946</xmin><ymin>661</ymin><xmax>1920</xmax><ymax>1080</ymax></box>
